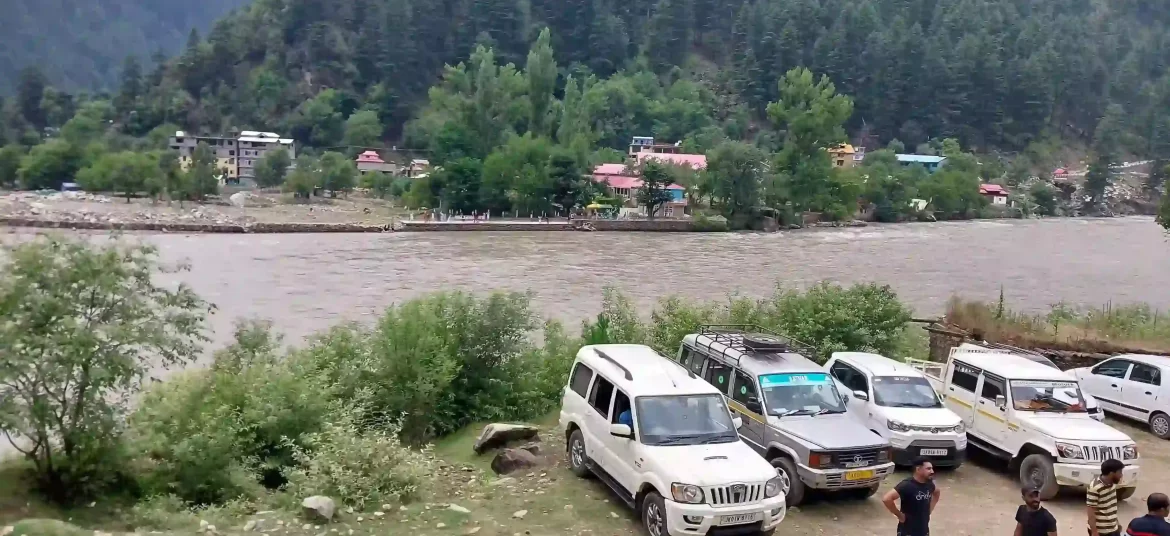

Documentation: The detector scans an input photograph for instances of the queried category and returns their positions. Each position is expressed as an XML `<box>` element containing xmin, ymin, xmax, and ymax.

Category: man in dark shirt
<box><xmin>1127</xmin><ymin>493</ymin><xmax>1170</xmax><ymax>536</ymax></box>
<box><xmin>883</xmin><ymin>457</ymin><xmax>940</xmax><ymax>536</ymax></box>
<box><xmin>1015</xmin><ymin>486</ymin><xmax>1058</xmax><ymax>536</ymax></box>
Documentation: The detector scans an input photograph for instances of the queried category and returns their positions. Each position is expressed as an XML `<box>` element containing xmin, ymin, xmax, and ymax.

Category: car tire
<box><xmin>1149</xmin><ymin>412</ymin><xmax>1170</xmax><ymax>440</ymax></box>
<box><xmin>567</xmin><ymin>430</ymin><xmax>592</xmax><ymax>478</ymax></box>
<box><xmin>1019</xmin><ymin>454</ymin><xmax>1060</xmax><ymax>500</ymax></box>
<box><xmin>771</xmin><ymin>457</ymin><xmax>806</xmax><ymax>506</ymax></box>
<box><xmin>641</xmin><ymin>491</ymin><xmax>669</xmax><ymax>536</ymax></box>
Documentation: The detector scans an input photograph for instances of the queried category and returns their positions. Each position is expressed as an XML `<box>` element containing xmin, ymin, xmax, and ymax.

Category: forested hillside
<box><xmin>0</xmin><ymin>0</ymin><xmax>247</xmax><ymax>93</ymax></box>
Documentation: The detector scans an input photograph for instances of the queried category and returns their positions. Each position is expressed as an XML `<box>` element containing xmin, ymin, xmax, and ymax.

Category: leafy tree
<box><xmin>438</xmin><ymin>158</ymin><xmax>485</xmax><ymax>213</ymax></box>
<box><xmin>705</xmin><ymin>141</ymin><xmax>767</xmax><ymax>221</ymax></box>
<box><xmin>525</xmin><ymin>28</ymin><xmax>557</xmax><ymax>136</ymax></box>
<box><xmin>157</xmin><ymin>149</ymin><xmax>187</xmax><ymax>206</ymax></box>
<box><xmin>319</xmin><ymin>151</ymin><xmax>357</xmax><ymax>197</ymax></box>
<box><xmin>185</xmin><ymin>142</ymin><xmax>218</xmax><ymax>201</ymax></box>
<box><xmin>548</xmin><ymin>149</ymin><xmax>589</xmax><ymax>215</ymax></box>
<box><xmin>15</xmin><ymin>67</ymin><xmax>48</xmax><ymax>129</ymax></box>
<box><xmin>290</xmin><ymin>90</ymin><xmax>346</xmax><ymax>147</ymax></box>
<box><xmin>77</xmin><ymin>151</ymin><xmax>159</xmax><ymax>200</ymax></box>
<box><xmin>0</xmin><ymin>236</ymin><xmax>207</xmax><ymax>503</ymax></box>
<box><xmin>254</xmin><ymin>148</ymin><xmax>292</xmax><ymax>188</ymax></box>
<box><xmin>0</xmin><ymin>144</ymin><xmax>26</xmax><ymax>188</ymax></box>
<box><xmin>636</xmin><ymin>160</ymin><xmax>677</xmax><ymax>218</ymax></box>
<box><xmin>18</xmin><ymin>139</ymin><xmax>83</xmax><ymax>190</ymax></box>
<box><xmin>343</xmin><ymin>110</ymin><xmax>383</xmax><ymax>148</ymax></box>
<box><xmin>1030</xmin><ymin>182</ymin><xmax>1058</xmax><ymax>216</ymax></box>
<box><xmin>1082</xmin><ymin>153</ymin><xmax>1114</xmax><ymax>211</ymax></box>
<box><xmin>361</xmin><ymin>171</ymin><xmax>395</xmax><ymax>199</ymax></box>
<box><xmin>284</xmin><ymin>155</ymin><xmax>320</xmax><ymax>199</ymax></box>
<box><xmin>886</xmin><ymin>139</ymin><xmax>906</xmax><ymax>153</ymax></box>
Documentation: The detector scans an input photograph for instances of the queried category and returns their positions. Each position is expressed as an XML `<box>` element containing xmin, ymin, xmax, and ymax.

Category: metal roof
<box><xmin>896</xmin><ymin>154</ymin><xmax>947</xmax><ymax>164</ymax></box>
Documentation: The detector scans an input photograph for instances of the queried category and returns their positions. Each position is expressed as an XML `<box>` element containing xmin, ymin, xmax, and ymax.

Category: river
<box><xmin>93</xmin><ymin>216</ymin><xmax>1166</xmax><ymax>350</ymax></box>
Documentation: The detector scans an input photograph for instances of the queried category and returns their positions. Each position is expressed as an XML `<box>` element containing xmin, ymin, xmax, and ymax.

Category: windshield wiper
<box><xmin>699</xmin><ymin>435</ymin><xmax>736</xmax><ymax>444</ymax></box>
<box><xmin>811</xmin><ymin>408</ymin><xmax>840</xmax><ymax>416</ymax></box>
<box><xmin>652</xmin><ymin>434</ymin><xmax>704</xmax><ymax>445</ymax></box>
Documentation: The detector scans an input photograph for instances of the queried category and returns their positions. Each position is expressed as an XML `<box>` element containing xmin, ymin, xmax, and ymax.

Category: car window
<box><xmin>831</xmin><ymin>362</ymin><xmax>868</xmax><ymax>393</ymax></box>
<box><xmin>589</xmin><ymin>376</ymin><xmax>615</xmax><ymax>417</ymax></box>
<box><xmin>1093</xmin><ymin>359</ymin><xmax>1133</xmax><ymax>379</ymax></box>
<box><xmin>731</xmin><ymin>370</ymin><xmax>759</xmax><ymax>405</ymax></box>
<box><xmin>704</xmin><ymin>360</ymin><xmax>732</xmax><ymax>393</ymax></box>
<box><xmin>678</xmin><ymin>346</ymin><xmax>693</xmax><ymax>368</ymax></box>
<box><xmin>612</xmin><ymin>390</ymin><xmax>633</xmax><ymax>429</ymax></box>
<box><xmin>688</xmin><ymin>352</ymin><xmax>706</xmax><ymax>375</ymax></box>
<box><xmin>950</xmin><ymin>362</ymin><xmax>980</xmax><ymax>392</ymax></box>
<box><xmin>569</xmin><ymin>362</ymin><xmax>594</xmax><ymax>398</ymax></box>
<box><xmin>1130</xmin><ymin>364</ymin><xmax>1162</xmax><ymax>386</ymax></box>
<box><xmin>981</xmin><ymin>374</ymin><xmax>1006</xmax><ymax>401</ymax></box>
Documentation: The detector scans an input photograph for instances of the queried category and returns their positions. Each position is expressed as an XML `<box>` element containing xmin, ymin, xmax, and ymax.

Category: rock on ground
<box><xmin>473</xmin><ymin>423</ymin><xmax>539</xmax><ymax>454</ymax></box>
<box><xmin>302</xmin><ymin>496</ymin><xmax>336</xmax><ymax>522</ymax></box>
<box><xmin>490</xmin><ymin>447</ymin><xmax>540</xmax><ymax>475</ymax></box>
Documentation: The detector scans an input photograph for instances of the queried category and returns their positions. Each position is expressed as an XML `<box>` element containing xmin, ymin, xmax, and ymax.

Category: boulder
<box><xmin>302</xmin><ymin>496</ymin><xmax>336</xmax><ymax>522</ymax></box>
<box><xmin>490</xmin><ymin>447</ymin><xmax>539</xmax><ymax>475</ymax></box>
<box><xmin>473</xmin><ymin>423</ymin><xmax>539</xmax><ymax>454</ymax></box>
<box><xmin>518</xmin><ymin>442</ymin><xmax>543</xmax><ymax>455</ymax></box>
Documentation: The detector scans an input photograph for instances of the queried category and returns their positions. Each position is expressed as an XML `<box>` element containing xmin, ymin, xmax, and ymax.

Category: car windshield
<box><xmin>1010</xmin><ymin>380</ymin><xmax>1087</xmax><ymax>413</ymax></box>
<box><xmin>758</xmin><ymin>372</ymin><xmax>847</xmax><ymax>416</ymax></box>
<box><xmin>635</xmin><ymin>394</ymin><xmax>739</xmax><ymax>446</ymax></box>
<box><xmin>872</xmin><ymin>376</ymin><xmax>943</xmax><ymax>408</ymax></box>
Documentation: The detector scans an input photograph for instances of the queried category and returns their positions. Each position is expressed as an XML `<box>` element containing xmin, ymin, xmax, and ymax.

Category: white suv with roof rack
<box><xmin>560</xmin><ymin>344</ymin><xmax>786</xmax><ymax>536</ymax></box>
<box><xmin>825</xmin><ymin>352</ymin><xmax>967</xmax><ymax>468</ymax></box>
<box><xmin>909</xmin><ymin>343</ymin><xmax>1140</xmax><ymax>500</ymax></box>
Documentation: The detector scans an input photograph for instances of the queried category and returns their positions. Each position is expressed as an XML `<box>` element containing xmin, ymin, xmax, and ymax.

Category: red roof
<box><xmin>1053</xmin><ymin>168</ymin><xmax>1067</xmax><ymax>175</ymax></box>
<box><xmin>592</xmin><ymin>174</ymin><xmax>685</xmax><ymax>191</ymax></box>
<box><xmin>593</xmin><ymin>163</ymin><xmax>628</xmax><ymax>176</ymax></box>
<box><xmin>635</xmin><ymin>152</ymin><xmax>707</xmax><ymax>170</ymax></box>
<box><xmin>979</xmin><ymin>183</ymin><xmax>1008</xmax><ymax>196</ymax></box>
<box><xmin>356</xmin><ymin>150</ymin><xmax>385</xmax><ymax>164</ymax></box>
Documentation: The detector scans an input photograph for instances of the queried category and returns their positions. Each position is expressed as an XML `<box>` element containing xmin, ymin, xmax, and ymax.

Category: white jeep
<box><xmin>559</xmin><ymin>344</ymin><xmax>786</xmax><ymax>536</ymax></box>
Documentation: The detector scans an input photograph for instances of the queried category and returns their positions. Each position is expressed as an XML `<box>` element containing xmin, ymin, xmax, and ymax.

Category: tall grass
<box><xmin>945</xmin><ymin>297</ymin><xmax>1170</xmax><ymax>353</ymax></box>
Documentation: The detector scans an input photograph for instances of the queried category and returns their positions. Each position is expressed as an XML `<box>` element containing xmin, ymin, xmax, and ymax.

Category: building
<box><xmin>629</xmin><ymin>136</ymin><xmax>682</xmax><ymax>156</ymax></box>
<box><xmin>355</xmin><ymin>151</ymin><xmax>397</xmax><ymax>174</ymax></box>
<box><xmin>896</xmin><ymin>154</ymin><xmax>947</xmax><ymax>173</ymax></box>
<box><xmin>591</xmin><ymin>164</ymin><xmax>687</xmax><ymax>216</ymax></box>
<box><xmin>237</xmin><ymin>131</ymin><xmax>295</xmax><ymax>183</ymax></box>
<box><xmin>167</xmin><ymin>130</ymin><xmax>295</xmax><ymax>185</ymax></box>
<box><xmin>1053</xmin><ymin>168</ymin><xmax>1069</xmax><ymax>181</ymax></box>
<box><xmin>406</xmin><ymin>159</ymin><xmax>431</xmax><ymax>178</ymax></box>
<box><xmin>853</xmin><ymin>146</ymin><xmax>867</xmax><ymax>164</ymax></box>
<box><xmin>827</xmin><ymin>144</ymin><xmax>858</xmax><ymax>168</ymax></box>
<box><xmin>979</xmin><ymin>183</ymin><xmax>1009</xmax><ymax>205</ymax></box>
<box><xmin>169</xmin><ymin>132</ymin><xmax>238</xmax><ymax>182</ymax></box>
<box><xmin>634</xmin><ymin>151</ymin><xmax>707</xmax><ymax>171</ymax></box>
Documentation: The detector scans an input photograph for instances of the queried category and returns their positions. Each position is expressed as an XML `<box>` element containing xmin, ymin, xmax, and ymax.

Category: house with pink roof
<box><xmin>979</xmin><ymin>183</ymin><xmax>1009</xmax><ymax>205</ymax></box>
<box><xmin>634</xmin><ymin>151</ymin><xmax>707</xmax><ymax>170</ymax></box>
<box><xmin>355</xmin><ymin>150</ymin><xmax>397</xmax><ymax>174</ymax></box>
<box><xmin>591</xmin><ymin>164</ymin><xmax>687</xmax><ymax>217</ymax></box>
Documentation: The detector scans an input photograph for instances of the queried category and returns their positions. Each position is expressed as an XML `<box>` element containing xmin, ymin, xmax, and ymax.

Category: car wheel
<box><xmin>641</xmin><ymin>491</ymin><xmax>669</xmax><ymax>536</ymax></box>
<box><xmin>771</xmin><ymin>457</ymin><xmax>806</xmax><ymax>506</ymax></box>
<box><xmin>1149</xmin><ymin>412</ymin><xmax>1170</xmax><ymax>440</ymax></box>
<box><xmin>1019</xmin><ymin>454</ymin><xmax>1060</xmax><ymax>500</ymax></box>
<box><xmin>567</xmin><ymin>430</ymin><xmax>591</xmax><ymax>478</ymax></box>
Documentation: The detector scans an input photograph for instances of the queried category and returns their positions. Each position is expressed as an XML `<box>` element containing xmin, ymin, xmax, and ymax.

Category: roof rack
<box><xmin>695</xmin><ymin>324</ymin><xmax>817</xmax><ymax>366</ymax></box>
<box><xmin>594</xmin><ymin>348</ymin><xmax>633</xmax><ymax>380</ymax></box>
<box><xmin>965</xmin><ymin>339</ymin><xmax>1047</xmax><ymax>359</ymax></box>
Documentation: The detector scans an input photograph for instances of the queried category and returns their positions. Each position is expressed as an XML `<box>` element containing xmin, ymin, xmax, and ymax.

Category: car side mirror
<box><xmin>745</xmin><ymin>396</ymin><xmax>763</xmax><ymax>414</ymax></box>
<box><xmin>853</xmin><ymin>390</ymin><xmax>869</xmax><ymax>402</ymax></box>
<box><xmin>610</xmin><ymin>423</ymin><xmax>633</xmax><ymax>439</ymax></box>
<box><xmin>733</xmin><ymin>416</ymin><xmax>744</xmax><ymax>429</ymax></box>
<box><xmin>995</xmin><ymin>394</ymin><xmax>1006</xmax><ymax>408</ymax></box>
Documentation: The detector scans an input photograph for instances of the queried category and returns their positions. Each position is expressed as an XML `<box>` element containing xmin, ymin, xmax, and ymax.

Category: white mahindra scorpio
<box><xmin>560</xmin><ymin>344</ymin><xmax>786</xmax><ymax>536</ymax></box>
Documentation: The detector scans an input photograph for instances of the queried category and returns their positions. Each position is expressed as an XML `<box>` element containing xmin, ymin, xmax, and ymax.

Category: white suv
<box><xmin>1071</xmin><ymin>355</ymin><xmax>1170</xmax><ymax>439</ymax></box>
<box><xmin>560</xmin><ymin>344</ymin><xmax>786</xmax><ymax>536</ymax></box>
<box><xmin>825</xmin><ymin>352</ymin><xmax>967</xmax><ymax>468</ymax></box>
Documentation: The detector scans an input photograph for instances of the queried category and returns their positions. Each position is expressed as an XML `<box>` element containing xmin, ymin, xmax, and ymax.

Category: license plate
<box><xmin>845</xmin><ymin>470</ymin><xmax>875</xmax><ymax>481</ymax></box>
<box><xmin>719</xmin><ymin>513</ymin><xmax>759</xmax><ymax>526</ymax></box>
<box><xmin>921</xmin><ymin>448</ymin><xmax>948</xmax><ymax>456</ymax></box>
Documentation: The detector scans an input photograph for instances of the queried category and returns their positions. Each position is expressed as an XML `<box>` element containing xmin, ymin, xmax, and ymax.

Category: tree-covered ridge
<box><xmin>69</xmin><ymin>0</ymin><xmax>1170</xmax><ymax>157</ymax></box>
<box><xmin>0</xmin><ymin>0</ymin><xmax>248</xmax><ymax>94</ymax></box>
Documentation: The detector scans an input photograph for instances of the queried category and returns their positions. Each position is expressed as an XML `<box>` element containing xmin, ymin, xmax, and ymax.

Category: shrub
<box><xmin>282</xmin><ymin>410</ymin><xmax>432</xmax><ymax>510</ymax></box>
<box><xmin>0</xmin><ymin>236</ymin><xmax>209</xmax><ymax>504</ymax></box>
<box><xmin>760</xmin><ymin>282</ymin><xmax>912</xmax><ymax>359</ymax></box>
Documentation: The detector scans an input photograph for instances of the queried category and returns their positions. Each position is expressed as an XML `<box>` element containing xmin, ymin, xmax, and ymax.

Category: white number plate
<box><xmin>719</xmin><ymin>513</ymin><xmax>760</xmax><ymax>526</ymax></box>
<box><xmin>920</xmin><ymin>448</ymin><xmax>948</xmax><ymax>456</ymax></box>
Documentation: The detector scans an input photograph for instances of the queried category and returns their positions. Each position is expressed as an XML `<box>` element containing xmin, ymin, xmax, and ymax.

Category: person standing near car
<box><xmin>883</xmin><ymin>457</ymin><xmax>939</xmax><ymax>536</ymax></box>
<box><xmin>1088</xmin><ymin>459</ymin><xmax>1126</xmax><ymax>536</ymax></box>
<box><xmin>1125</xmin><ymin>492</ymin><xmax>1170</xmax><ymax>536</ymax></box>
<box><xmin>1015</xmin><ymin>486</ymin><xmax>1058</xmax><ymax>536</ymax></box>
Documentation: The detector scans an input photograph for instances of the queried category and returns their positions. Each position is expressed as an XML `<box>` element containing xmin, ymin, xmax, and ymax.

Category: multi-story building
<box><xmin>629</xmin><ymin>136</ymin><xmax>682</xmax><ymax>156</ymax></box>
<box><xmin>168</xmin><ymin>130</ymin><xmax>295</xmax><ymax>186</ymax></box>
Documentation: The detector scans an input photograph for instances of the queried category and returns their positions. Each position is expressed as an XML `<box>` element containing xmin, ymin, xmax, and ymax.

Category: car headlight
<box><xmin>765</xmin><ymin>476</ymin><xmax>783</xmax><ymax>498</ymax></box>
<box><xmin>1055</xmin><ymin>442</ymin><xmax>1085</xmax><ymax>459</ymax></box>
<box><xmin>1123</xmin><ymin>444</ymin><xmax>1139</xmax><ymax>460</ymax></box>
<box><xmin>952</xmin><ymin>421</ymin><xmax>966</xmax><ymax>434</ymax></box>
<box><xmin>671</xmin><ymin>483</ymin><xmax>704</xmax><ymax>504</ymax></box>
<box><xmin>887</xmin><ymin>419</ymin><xmax>910</xmax><ymax>432</ymax></box>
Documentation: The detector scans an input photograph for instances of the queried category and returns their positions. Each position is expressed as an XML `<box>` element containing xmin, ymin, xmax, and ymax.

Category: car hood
<box><xmin>1017</xmin><ymin>413</ymin><xmax>1132</xmax><ymax>442</ymax></box>
<box><xmin>880</xmin><ymin>407</ymin><xmax>963</xmax><ymax>427</ymax></box>
<box><xmin>767</xmin><ymin>413</ymin><xmax>886</xmax><ymax>449</ymax></box>
<box><xmin>644</xmin><ymin>441</ymin><xmax>778</xmax><ymax>486</ymax></box>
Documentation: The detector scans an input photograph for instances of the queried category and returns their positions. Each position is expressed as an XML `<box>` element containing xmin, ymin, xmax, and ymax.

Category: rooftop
<box><xmin>896</xmin><ymin>154</ymin><xmax>947</xmax><ymax>164</ymax></box>
<box><xmin>681</xmin><ymin>331</ymin><xmax>821</xmax><ymax>375</ymax></box>
<box><xmin>592</xmin><ymin>174</ymin><xmax>685</xmax><ymax>191</ymax></box>
<box><xmin>979</xmin><ymin>183</ymin><xmax>1008</xmax><ymax>196</ymax></box>
<box><xmin>593</xmin><ymin>163</ymin><xmax>628</xmax><ymax>176</ymax></box>
<box><xmin>356</xmin><ymin>150</ymin><xmax>386</xmax><ymax>164</ymax></box>
<box><xmin>951</xmin><ymin>344</ymin><xmax>1075</xmax><ymax>381</ymax></box>
<box><xmin>828</xmin><ymin>144</ymin><xmax>856</xmax><ymax>154</ymax></box>
<box><xmin>831</xmin><ymin>352</ymin><xmax>923</xmax><ymax>377</ymax></box>
<box><xmin>576</xmin><ymin>344</ymin><xmax>720</xmax><ymax>397</ymax></box>
<box><xmin>635</xmin><ymin>152</ymin><xmax>707</xmax><ymax>170</ymax></box>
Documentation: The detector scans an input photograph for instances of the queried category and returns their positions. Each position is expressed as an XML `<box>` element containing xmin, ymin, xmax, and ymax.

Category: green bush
<box><xmin>759</xmin><ymin>282</ymin><xmax>912</xmax><ymax>359</ymax></box>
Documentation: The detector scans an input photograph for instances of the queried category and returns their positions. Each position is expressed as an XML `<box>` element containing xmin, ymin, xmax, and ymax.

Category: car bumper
<box><xmin>1054</xmin><ymin>462</ymin><xmax>1140</xmax><ymax>488</ymax></box>
<box><xmin>664</xmin><ymin>495</ymin><xmax>786</xmax><ymax>536</ymax></box>
<box><xmin>892</xmin><ymin>444</ymin><xmax>966</xmax><ymax>468</ymax></box>
<box><xmin>798</xmin><ymin>462</ymin><xmax>896</xmax><ymax>490</ymax></box>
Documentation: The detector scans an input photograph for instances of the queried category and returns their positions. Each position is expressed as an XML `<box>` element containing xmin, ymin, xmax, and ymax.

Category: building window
<box><xmin>837</xmin><ymin>160</ymin><xmax>845</xmax><ymax>166</ymax></box>
<box><xmin>229</xmin><ymin>150</ymin><xmax>235</xmax><ymax>156</ymax></box>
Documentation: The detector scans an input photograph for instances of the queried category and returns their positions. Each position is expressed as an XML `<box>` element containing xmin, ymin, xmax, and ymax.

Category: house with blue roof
<box><xmin>896</xmin><ymin>154</ymin><xmax>947</xmax><ymax>173</ymax></box>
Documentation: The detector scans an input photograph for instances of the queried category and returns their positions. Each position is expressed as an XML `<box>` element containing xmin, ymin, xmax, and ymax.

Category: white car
<box><xmin>909</xmin><ymin>344</ymin><xmax>1140</xmax><ymax>500</ymax></box>
<box><xmin>1071</xmin><ymin>354</ymin><xmax>1170</xmax><ymax>439</ymax></box>
<box><xmin>825</xmin><ymin>352</ymin><xmax>967</xmax><ymax>468</ymax></box>
<box><xmin>560</xmin><ymin>344</ymin><xmax>786</xmax><ymax>536</ymax></box>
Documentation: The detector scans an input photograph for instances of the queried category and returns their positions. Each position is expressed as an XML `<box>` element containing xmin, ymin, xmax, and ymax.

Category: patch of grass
<box><xmin>0</xmin><ymin>460</ymin><xmax>128</xmax><ymax>530</ymax></box>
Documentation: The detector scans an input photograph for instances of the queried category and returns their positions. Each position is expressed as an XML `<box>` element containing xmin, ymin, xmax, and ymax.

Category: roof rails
<box><xmin>594</xmin><ymin>348</ymin><xmax>634</xmax><ymax>380</ymax></box>
<box><xmin>962</xmin><ymin>339</ymin><xmax>1047</xmax><ymax>359</ymax></box>
<box><xmin>695</xmin><ymin>324</ymin><xmax>817</xmax><ymax>366</ymax></box>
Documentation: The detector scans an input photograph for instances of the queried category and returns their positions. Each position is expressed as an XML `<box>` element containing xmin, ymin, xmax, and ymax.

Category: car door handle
<box><xmin>1111</xmin><ymin>384</ymin><xmax>1118</xmax><ymax>388</ymax></box>
<box><xmin>1146</xmin><ymin>391</ymin><xmax>1153</xmax><ymax>395</ymax></box>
